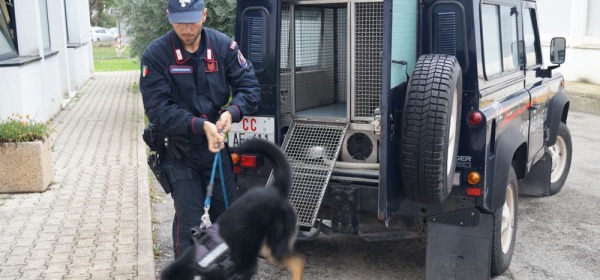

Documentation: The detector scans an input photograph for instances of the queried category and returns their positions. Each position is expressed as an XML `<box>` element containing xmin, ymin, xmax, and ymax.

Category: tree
<box><xmin>115</xmin><ymin>0</ymin><xmax>170</xmax><ymax>59</ymax></box>
<box><xmin>204</xmin><ymin>0</ymin><xmax>237</xmax><ymax>38</ymax></box>
<box><xmin>115</xmin><ymin>0</ymin><xmax>236</xmax><ymax>59</ymax></box>
<box><xmin>89</xmin><ymin>0</ymin><xmax>115</xmax><ymax>27</ymax></box>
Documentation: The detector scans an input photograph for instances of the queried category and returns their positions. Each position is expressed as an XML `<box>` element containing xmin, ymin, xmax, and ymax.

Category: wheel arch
<box><xmin>486</xmin><ymin>126</ymin><xmax>526</xmax><ymax>211</ymax></box>
<box><xmin>547</xmin><ymin>89</ymin><xmax>570</xmax><ymax>146</ymax></box>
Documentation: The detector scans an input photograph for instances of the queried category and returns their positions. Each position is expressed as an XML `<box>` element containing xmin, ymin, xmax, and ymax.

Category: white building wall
<box><xmin>538</xmin><ymin>0</ymin><xmax>600</xmax><ymax>84</ymax></box>
<box><xmin>48</xmin><ymin>0</ymin><xmax>71</xmax><ymax>99</ymax></box>
<box><xmin>17</xmin><ymin>62</ymin><xmax>49</xmax><ymax>120</ymax></box>
<box><xmin>0</xmin><ymin>69</ymin><xmax>24</xmax><ymax>117</ymax></box>
<box><xmin>0</xmin><ymin>0</ymin><xmax>92</xmax><ymax>122</ymax></box>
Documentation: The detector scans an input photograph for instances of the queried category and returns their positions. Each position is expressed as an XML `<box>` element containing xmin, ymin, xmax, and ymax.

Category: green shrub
<box><xmin>0</xmin><ymin>114</ymin><xmax>51</xmax><ymax>143</ymax></box>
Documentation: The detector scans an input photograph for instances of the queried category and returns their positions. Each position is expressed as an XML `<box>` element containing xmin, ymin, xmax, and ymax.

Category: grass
<box><xmin>93</xmin><ymin>46</ymin><xmax>139</xmax><ymax>72</ymax></box>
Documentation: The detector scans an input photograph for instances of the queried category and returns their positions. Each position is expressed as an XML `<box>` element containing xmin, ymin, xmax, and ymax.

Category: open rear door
<box><xmin>236</xmin><ymin>0</ymin><xmax>280</xmax><ymax>117</ymax></box>
<box><xmin>380</xmin><ymin>0</ymin><xmax>418</xmax><ymax>220</ymax></box>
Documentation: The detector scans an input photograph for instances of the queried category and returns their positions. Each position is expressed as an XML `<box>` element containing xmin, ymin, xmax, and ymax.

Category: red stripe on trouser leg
<box><xmin>174</xmin><ymin>199</ymin><xmax>180</xmax><ymax>257</ymax></box>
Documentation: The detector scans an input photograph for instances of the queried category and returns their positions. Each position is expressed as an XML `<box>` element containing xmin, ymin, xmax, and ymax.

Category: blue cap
<box><xmin>167</xmin><ymin>0</ymin><xmax>205</xmax><ymax>23</ymax></box>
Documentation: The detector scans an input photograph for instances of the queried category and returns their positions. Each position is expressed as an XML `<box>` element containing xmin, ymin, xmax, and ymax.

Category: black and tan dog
<box><xmin>161</xmin><ymin>138</ymin><xmax>304</xmax><ymax>280</ymax></box>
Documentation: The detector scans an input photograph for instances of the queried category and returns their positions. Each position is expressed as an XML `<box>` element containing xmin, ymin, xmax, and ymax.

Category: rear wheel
<box><xmin>491</xmin><ymin>167</ymin><xmax>518</xmax><ymax>276</ymax></box>
<box><xmin>399</xmin><ymin>54</ymin><xmax>462</xmax><ymax>204</ymax></box>
<box><xmin>548</xmin><ymin>122</ymin><xmax>572</xmax><ymax>195</ymax></box>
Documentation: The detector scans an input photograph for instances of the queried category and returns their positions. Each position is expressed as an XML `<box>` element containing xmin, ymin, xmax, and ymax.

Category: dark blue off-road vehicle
<box><xmin>229</xmin><ymin>0</ymin><xmax>571</xmax><ymax>278</ymax></box>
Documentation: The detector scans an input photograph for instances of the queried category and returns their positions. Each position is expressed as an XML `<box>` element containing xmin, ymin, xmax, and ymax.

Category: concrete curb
<box><xmin>565</xmin><ymin>81</ymin><xmax>600</xmax><ymax>116</ymax></box>
<box><xmin>137</xmin><ymin>92</ymin><xmax>156</xmax><ymax>280</ymax></box>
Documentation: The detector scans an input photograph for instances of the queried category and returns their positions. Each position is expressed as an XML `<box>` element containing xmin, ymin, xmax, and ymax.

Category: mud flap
<box><xmin>518</xmin><ymin>153</ymin><xmax>551</xmax><ymax>196</ymax></box>
<box><xmin>331</xmin><ymin>184</ymin><xmax>359</xmax><ymax>234</ymax></box>
<box><xmin>426</xmin><ymin>209</ymin><xmax>492</xmax><ymax>280</ymax></box>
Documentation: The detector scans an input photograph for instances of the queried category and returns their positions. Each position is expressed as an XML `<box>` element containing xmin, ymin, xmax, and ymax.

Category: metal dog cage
<box><xmin>280</xmin><ymin>0</ymin><xmax>384</xmax><ymax>122</ymax></box>
<box><xmin>276</xmin><ymin>0</ymin><xmax>384</xmax><ymax>228</ymax></box>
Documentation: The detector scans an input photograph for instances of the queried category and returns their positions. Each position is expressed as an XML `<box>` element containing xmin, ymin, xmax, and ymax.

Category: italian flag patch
<box><xmin>141</xmin><ymin>65</ymin><xmax>149</xmax><ymax>77</ymax></box>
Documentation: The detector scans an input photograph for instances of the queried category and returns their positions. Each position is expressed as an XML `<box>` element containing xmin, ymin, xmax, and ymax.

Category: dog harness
<box><xmin>190</xmin><ymin>224</ymin><xmax>238</xmax><ymax>278</ymax></box>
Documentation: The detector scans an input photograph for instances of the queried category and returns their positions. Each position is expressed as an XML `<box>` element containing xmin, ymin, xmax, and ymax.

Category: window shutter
<box><xmin>587</xmin><ymin>0</ymin><xmax>600</xmax><ymax>36</ymax></box>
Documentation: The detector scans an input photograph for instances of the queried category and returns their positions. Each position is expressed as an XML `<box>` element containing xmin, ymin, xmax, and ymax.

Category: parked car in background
<box><xmin>108</xmin><ymin>27</ymin><xmax>119</xmax><ymax>37</ymax></box>
<box><xmin>91</xmin><ymin>27</ymin><xmax>116</xmax><ymax>42</ymax></box>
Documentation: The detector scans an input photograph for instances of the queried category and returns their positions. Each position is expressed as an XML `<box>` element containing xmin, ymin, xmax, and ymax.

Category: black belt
<box><xmin>171</xmin><ymin>167</ymin><xmax>202</xmax><ymax>180</ymax></box>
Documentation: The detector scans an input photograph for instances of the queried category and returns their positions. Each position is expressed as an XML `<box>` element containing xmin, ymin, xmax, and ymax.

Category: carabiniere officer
<box><xmin>139</xmin><ymin>0</ymin><xmax>261</xmax><ymax>258</ymax></box>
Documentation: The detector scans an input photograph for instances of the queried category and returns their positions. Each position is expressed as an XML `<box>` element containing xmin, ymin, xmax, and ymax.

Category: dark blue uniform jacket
<box><xmin>140</xmin><ymin>28</ymin><xmax>260</xmax><ymax>147</ymax></box>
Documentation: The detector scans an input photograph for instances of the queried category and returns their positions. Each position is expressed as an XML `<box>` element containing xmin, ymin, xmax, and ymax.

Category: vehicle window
<box><xmin>500</xmin><ymin>6</ymin><xmax>517</xmax><ymax>71</ymax></box>
<box><xmin>523</xmin><ymin>8</ymin><xmax>539</xmax><ymax>67</ymax></box>
<box><xmin>481</xmin><ymin>3</ymin><xmax>519</xmax><ymax>78</ymax></box>
<box><xmin>482</xmin><ymin>4</ymin><xmax>501</xmax><ymax>76</ymax></box>
<box><xmin>390</xmin><ymin>0</ymin><xmax>417</xmax><ymax>87</ymax></box>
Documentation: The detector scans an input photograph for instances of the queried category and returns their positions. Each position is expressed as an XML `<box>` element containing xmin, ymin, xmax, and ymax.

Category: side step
<box><xmin>277</xmin><ymin>121</ymin><xmax>348</xmax><ymax>228</ymax></box>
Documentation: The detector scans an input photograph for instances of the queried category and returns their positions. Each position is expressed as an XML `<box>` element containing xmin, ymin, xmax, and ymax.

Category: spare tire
<box><xmin>400</xmin><ymin>54</ymin><xmax>462</xmax><ymax>204</ymax></box>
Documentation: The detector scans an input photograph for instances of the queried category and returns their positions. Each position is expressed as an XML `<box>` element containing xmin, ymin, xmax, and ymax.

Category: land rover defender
<box><xmin>229</xmin><ymin>0</ymin><xmax>572</xmax><ymax>278</ymax></box>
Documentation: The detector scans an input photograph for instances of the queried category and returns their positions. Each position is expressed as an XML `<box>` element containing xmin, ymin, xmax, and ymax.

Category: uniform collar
<box><xmin>170</xmin><ymin>29</ymin><xmax>210</xmax><ymax>64</ymax></box>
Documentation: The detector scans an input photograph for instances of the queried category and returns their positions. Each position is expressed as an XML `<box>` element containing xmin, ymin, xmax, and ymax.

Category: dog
<box><xmin>160</xmin><ymin>138</ymin><xmax>304</xmax><ymax>280</ymax></box>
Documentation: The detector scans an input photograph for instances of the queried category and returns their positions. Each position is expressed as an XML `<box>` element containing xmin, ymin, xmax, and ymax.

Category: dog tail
<box><xmin>235</xmin><ymin>138</ymin><xmax>292</xmax><ymax>197</ymax></box>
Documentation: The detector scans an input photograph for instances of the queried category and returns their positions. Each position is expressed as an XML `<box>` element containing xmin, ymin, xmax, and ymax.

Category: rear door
<box><xmin>380</xmin><ymin>0</ymin><xmax>418</xmax><ymax>219</ymax></box>
<box><xmin>234</xmin><ymin>0</ymin><xmax>280</xmax><ymax>145</ymax></box>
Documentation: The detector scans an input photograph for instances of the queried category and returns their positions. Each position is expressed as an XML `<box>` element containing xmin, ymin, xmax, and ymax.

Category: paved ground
<box><xmin>151</xmin><ymin>80</ymin><xmax>600</xmax><ymax>278</ymax></box>
<box><xmin>0</xmin><ymin>71</ymin><xmax>154</xmax><ymax>280</ymax></box>
<box><xmin>563</xmin><ymin>81</ymin><xmax>600</xmax><ymax>115</ymax></box>
<box><xmin>0</xmin><ymin>70</ymin><xmax>598</xmax><ymax>280</ymax></box>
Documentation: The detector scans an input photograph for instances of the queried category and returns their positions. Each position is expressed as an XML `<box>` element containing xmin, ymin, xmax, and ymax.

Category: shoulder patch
<box><xmin>229</xmin><ymin>41</ymin><xmax>238</xmax><ymax>50</ymax></box>
<box><xmin>237</xmin><ymin>50</ymin><xmax>248</xmax><ymax>68</ymax></box>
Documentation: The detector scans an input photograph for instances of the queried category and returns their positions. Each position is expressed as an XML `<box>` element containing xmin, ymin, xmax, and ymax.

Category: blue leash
<box><xmin>201</xmin><ymin>141</ymin><xmax>229</xmax><ymax>228</ymax></box>
<box><xmin>205</xmin><ymin>149</ymin><xmax>229</xmax><ymax>209</ymax></box>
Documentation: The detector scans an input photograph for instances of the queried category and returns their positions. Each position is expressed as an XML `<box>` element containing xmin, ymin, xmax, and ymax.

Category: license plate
<box><xmin>228</xmin><ymin>117</ymin><xmax>275</xmax><ymax>147</ymax></box>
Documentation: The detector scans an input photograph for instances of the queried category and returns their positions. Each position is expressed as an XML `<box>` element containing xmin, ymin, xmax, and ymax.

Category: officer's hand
<box><xmin>165</xmin><ymin>136</ymin><xmax>191</xmax><ymax>159</ymax></box>
<box><xmin>204</xmin><ymin>122</ymin><xmax>225</xmax><ymax>153</ymax></box>
<box><xmin>216</xmin><ymin>111</ymin><xmax>233</xmax><ymax>134</ymax></box>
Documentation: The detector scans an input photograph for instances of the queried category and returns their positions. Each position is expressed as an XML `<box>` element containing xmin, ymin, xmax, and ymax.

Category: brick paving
<box><xmin>0</xmin><ymin>71</ymin><xmax>155</xmax><ymax>279</ymax></box>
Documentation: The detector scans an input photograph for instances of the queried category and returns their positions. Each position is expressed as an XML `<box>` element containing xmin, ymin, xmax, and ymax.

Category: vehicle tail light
<box><xmin>233</xmin><ymin>165</ymin><xmax>241</xmax><ymax>174</ymax></box>
<box><xmin>230</xmin><ymin>153</ymin><xmax>240</xmax><ymax>165</ymax></box>
<box><xmin>466</xmin><ymin>187</ymin><xmax>482</xmax><ymax>197</ymax></box>
<box><xmin>468</xmin><ymin>111</ymin><xmax>483</xmax><ymax>126</ymax></box>
<box><xmin>240</xmin><ymin>155</ymin><xmax>258</xmax><ymax>168</ymax></box>
<box><xmin>467</xmin><ymin>171</ymin><xmax>481</xmax><ymax>185</ymax></box>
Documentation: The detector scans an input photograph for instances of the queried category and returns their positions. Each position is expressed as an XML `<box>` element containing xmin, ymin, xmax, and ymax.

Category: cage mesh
<box><xmin>353</xmin><ymin>2</ymin><xmax>384</xmax><ymax>119</ymax></box>
<box><xmin>280</xmin><ymin>121</ymin><xmax>347</xmax><ymax>227</ymax></box>
<box><xmin>294</xmin><ymin>7</ymin><xmax>336</xmax><ymax>112</ymax></box>
<box><xmin>337</xmin><ymin>8</ymin><xmax>347</xmax><ymax>103</ymax></box>
<box><xmin>280</xmin><ymin>4</ymin><xmax>292</xmax><ymax>116</ymax></box>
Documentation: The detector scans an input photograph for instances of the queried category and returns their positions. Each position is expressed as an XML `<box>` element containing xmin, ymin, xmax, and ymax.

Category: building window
<box><xmin>0</xmin><ymin>0</ymin><xmax>17</xmax><ymax>60</ymax></box>
<box><xmin>587</xmin><ymin>0</ymin><xmax>600</xmax><ymax>36</ymax></box>
<box><xmin>481</xmin><ymin>3</ymin><xmax>519</xmax><ymax>79</ymax></box>
<box><xmin>39</xmin><ymin>0</ymin><xmax>51</xmax><ymax>51</ymax></box>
